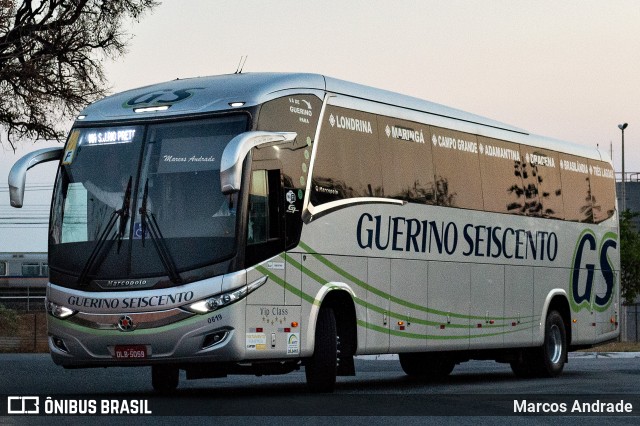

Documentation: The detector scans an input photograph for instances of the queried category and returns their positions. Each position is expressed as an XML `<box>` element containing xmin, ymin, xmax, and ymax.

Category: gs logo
<box><xmin>570</xmin><ymin>230</ymin><xmax>618</xmax><ymax>312</ymax></box>
<box><xmin>122</xmin><ymin>88</ymin><xmax>204</xmax><ymax>109</ymax></box>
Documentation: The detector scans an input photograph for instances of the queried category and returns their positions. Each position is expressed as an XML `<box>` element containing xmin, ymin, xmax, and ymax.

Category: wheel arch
<box><xmin>307</xmin><ymin>283</ymin><xmax>358</xmax><ymax>359</ymax></box>
<box><xmin>321</xmin><ymin>288</ymin><xmax>358</xmax><ymax>360</ymax></box>
<box><xmin>540</xmin><ymin>290</ymin><xmax>572</xmax><ymax>347</ymax></box>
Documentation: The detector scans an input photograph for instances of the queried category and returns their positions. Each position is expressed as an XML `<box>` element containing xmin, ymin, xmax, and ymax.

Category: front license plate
<box><xmin>114</xmin><ymin>345</ymin><xmax>148</xmax><ymax>360</ymax></box>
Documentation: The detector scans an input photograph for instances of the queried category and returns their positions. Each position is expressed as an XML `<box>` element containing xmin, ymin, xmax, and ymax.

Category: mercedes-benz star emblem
<box><xmin>117</xmin><ymin>315</ymin><xmax>134</xmax><ymax>331</ymax></box>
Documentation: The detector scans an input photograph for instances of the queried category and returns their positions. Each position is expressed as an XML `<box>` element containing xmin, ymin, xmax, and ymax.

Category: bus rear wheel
<box><xmin>305</xmin><ymin>307</ymin><xmax>338</xmax><ymax>392</ymax></box>
<box><xmin>510</xmin><ymin>310</ymin><xmax>567</xmax><ymax>378</ymax></box>
<box><xmin>152</xmin><ymin>365</ymin><xmax>179</xmax><ymax>392</ymax></box>
<box><xmin>399</xmin><ymin>353</ymin><xmax>455</xmax><ymax>379</ymax></box>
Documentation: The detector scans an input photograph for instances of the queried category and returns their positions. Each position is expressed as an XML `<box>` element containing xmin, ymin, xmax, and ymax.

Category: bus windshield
<box><xmin>49</xmin><ymin>115</ymin><xmax>248</xmax><ymax>285</ymax></box>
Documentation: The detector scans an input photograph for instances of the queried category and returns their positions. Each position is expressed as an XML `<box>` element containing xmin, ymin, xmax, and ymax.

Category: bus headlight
<box><xmin>46</xmin><ymin>301</ymin><xmax>77</xmax><ymax>319</ymax></box>
<box><xmin>188</xmin><ymin>288</ymin><xmax>247</xmax><ymax>314</ymax></box>
<box><xmin>187</xmin><ymin>276</ymin><xmax>268</xmax><ymax>314</ymax></box>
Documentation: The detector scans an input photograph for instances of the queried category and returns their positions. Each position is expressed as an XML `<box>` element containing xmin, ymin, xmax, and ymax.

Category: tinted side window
<box><xmin>559</xmin><ymin>154</ymin><xmax>593</xmax><ymax>223</ymax></box>
<box><xmin>245</xmin><ymin>167</ymin><xmax>284</xmax><ymax>266</ymax></box>
<box><xmin>430</xmin><ymin>127</ymin><xmax>483</xmax><ymax>210</ymax></box>
<box><xmin>520</xmin><ymin>147</ymin><xmax>563</xmax><ymax>219</ymax></box>
<box><xmin>378</xmin><ymin>116</ymin><xmax>435</xmax><ymax>203</ymax></box>
<box><xmin>588</xmin><ymin>160</ymin><xmax>616</xmax><ymax>223</ymax></box>
<box><xmin>311</xmin><ymin>106</ymin><xmax>381</xmax><ymax>206</ymax></box>
<box><xmin>256</xmin><ymin>95</ymin><xmax>322</xmax><ymax>190</ymax></box>
<box><xmin>477</xmin><ymin>137</ymin><xmax>523</xmax><ymax>214</ymax></box>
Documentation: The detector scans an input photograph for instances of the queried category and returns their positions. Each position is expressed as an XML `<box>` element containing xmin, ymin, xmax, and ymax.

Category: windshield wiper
<box><xmin>77</xmin><ymin>177</ymin><xmax>132</xmax><ymax>286</ymax></box>
<box><xmin>139</xmin><ymin>179</ymin><xmax>183</xmax><ymax>284</ymax></box>
<box><xmin>116</xmin><ymin>176</ymin><xmax>133</xmax><ymax>253</ymax></box>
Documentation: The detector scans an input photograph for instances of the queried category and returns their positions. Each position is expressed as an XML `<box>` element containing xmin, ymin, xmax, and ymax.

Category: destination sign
<box><xmin>83</xmin><ymin>128</ymin><xmax>136</xmax><ymax>145</ymax></box>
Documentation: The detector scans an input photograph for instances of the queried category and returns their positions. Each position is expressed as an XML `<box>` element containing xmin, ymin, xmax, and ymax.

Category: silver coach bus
<box><xmin>9</xmin><ymin>73</ymin><xmax>619</xmax><ymax>392</ymax></box>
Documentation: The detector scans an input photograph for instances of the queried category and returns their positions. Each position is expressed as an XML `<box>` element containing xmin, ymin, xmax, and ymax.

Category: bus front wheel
<box><xmin>305</xmin><ymin>306</ymin><xmax>338</xmax><ymax>392</ymax></box>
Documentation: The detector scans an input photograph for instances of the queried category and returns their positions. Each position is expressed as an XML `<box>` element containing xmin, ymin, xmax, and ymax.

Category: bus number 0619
<box><xmin>208</xmin><ymin>314</ymin><xmax>222</xmax><ymax>324</ymax></box>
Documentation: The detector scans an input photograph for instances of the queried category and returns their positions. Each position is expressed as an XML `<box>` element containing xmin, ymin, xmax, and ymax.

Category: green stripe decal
<box><xmin>53</xmin><ymin>252</ymin><xmax>538</xmax><ymax>341</ymax></box>
<box><xmin>49</xmin><ymin>254</ymin><xmax>535</xmax><ymax>340</ymax></box>
<box><xmin>356</xmin><ymin>319</ymin><xmax>535</xmax><ymax>340</ymax></box>
<box><xmin>255</xmin><ymin>250</ymin><xmax>538</xmax><ymax>339</ymax></box>
<box><xmin>297</xmin><ymin>241</ymin><xmax>531</xmax><ymax>321</ymax></box>
<box><xmin>256</xmin><ymin>265</ymin><xmax>317</xmax><ymax>305</ymax></box>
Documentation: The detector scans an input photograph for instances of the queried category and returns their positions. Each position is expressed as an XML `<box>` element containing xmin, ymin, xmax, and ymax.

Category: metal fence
<box><xmin>624</xmin><ymin>303</ymin><xmax>640</xmax><ymax>342</ymax></box>
<box><xmin>0</xmin><ymin>286</ymin><xmax>45</xmax><ymax>312</ymax></box>
<box><xmin>0</xmin><ymin>289</ymin><xmax>47</xmax><ymax>352</ymax></box>
<box><xmin>0</xmin><ymin>312</ymin><xmax>48</xmax><ymax>352</ymax></box>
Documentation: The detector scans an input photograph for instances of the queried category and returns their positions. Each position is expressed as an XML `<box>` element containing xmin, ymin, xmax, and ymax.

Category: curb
<box><xmin>570</xmin><ymin>351</ymin><xmax>640</xmax><ymax>359</ymax></box>
<box><xmin>357</xmin><ymin>352</ymin><xmax>640</xmax><ymax>361</ymax></box>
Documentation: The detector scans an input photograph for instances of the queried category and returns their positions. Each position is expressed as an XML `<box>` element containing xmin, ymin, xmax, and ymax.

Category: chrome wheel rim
<box><xmin>547</xmin><ymin>324</ymin><xmax>563</xmax><ymax>364</ymax></box>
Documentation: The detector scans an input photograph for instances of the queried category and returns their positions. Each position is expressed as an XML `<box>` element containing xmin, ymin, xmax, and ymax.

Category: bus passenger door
<box><xmin>245</xmin><ymin>164</ymin><xmax>305</xmax><ymax>358</ymax></box>
<box><xmin>246</xmin><ymin>165</ymin><xmax>285</xmax><ymax>305</ymax></box>
<box><xmin>243</xmin><ymin>163</ymin><xmax>304</xmax><ymax>307</ymax></box>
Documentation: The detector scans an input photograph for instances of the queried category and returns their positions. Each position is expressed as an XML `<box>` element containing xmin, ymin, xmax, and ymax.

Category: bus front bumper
<box><xmin>46</xmin><ymin>301</ymin><xmax>247</xmax><ymax>368</ymax></box>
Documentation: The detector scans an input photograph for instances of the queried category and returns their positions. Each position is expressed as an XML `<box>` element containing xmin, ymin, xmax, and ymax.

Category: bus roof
<box><xmin>79</xmin><ymin>73</ymin><xmax>325</xmax><ymax>122</ymax></box>
<box><xmin>77</xmin><ymin>72</ymin><xmax>609</xmax><ymax>163</ymax></box>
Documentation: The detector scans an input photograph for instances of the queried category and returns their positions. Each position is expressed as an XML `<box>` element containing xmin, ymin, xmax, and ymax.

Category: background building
<box><xmin>617</xmin><ymin>174</ymin><xmax>640</xmax><ymax>342</ymax></box>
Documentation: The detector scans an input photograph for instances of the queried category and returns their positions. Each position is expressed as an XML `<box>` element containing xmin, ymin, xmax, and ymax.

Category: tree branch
<box><xmin>0</xmin><ymin>0</ymin><xmax>158</xmax><ymax>147</ymax></box>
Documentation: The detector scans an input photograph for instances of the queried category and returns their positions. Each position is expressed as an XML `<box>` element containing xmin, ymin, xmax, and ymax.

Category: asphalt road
<box><xmin>1</xmin><ymin>353</ymin><xmax>639</xmax><ymax>423</ymax></box>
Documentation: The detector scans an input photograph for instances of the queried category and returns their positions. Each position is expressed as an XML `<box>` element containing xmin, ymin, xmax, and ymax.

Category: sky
<box><xmin>2</xmin><ymin>0</ymin><xmax>640</xmax><ymax>251</ymax></box>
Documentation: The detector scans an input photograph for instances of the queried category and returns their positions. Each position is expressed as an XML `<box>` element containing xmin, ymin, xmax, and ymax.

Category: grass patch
<box><xmin>581</xmin><ymin>341</ymin><xmax>640</xmax><ymax>352</ymax></box>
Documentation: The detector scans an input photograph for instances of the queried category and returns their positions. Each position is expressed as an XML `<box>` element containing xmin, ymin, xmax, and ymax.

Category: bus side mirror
<box><xmin>220</xmin><ymin>131</ymin><xmax>296</xmax><ymax>194</ymax></box>
<box><xmin>8</xmin><ymin>147</ymin><xmax>64</xmax><ymax>208</ymax></box>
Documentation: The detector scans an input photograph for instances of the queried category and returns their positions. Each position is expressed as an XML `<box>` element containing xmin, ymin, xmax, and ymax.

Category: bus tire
<box><xmin>399</xmin><ymin>353</ymin><xmax>455</xmax><ymax>379</ymax></box>
<box><xmin>152</xmin><ymin>365</ymin><xmax>179</xmax><ymax>392</ymax></box>
<box><xmin>305</xmin><ymin>307</ymin><xmax>337</xmax><ymax>393</ymax></box>
<box><xmin>511</xmin><ymin>310</ymin><xmax>566</xmax><ymax>378</ymax></box>
<box><xmin>533</xmin><ymin>310</ymin><xmax>567</xmax><ymax>377</ymax></box>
